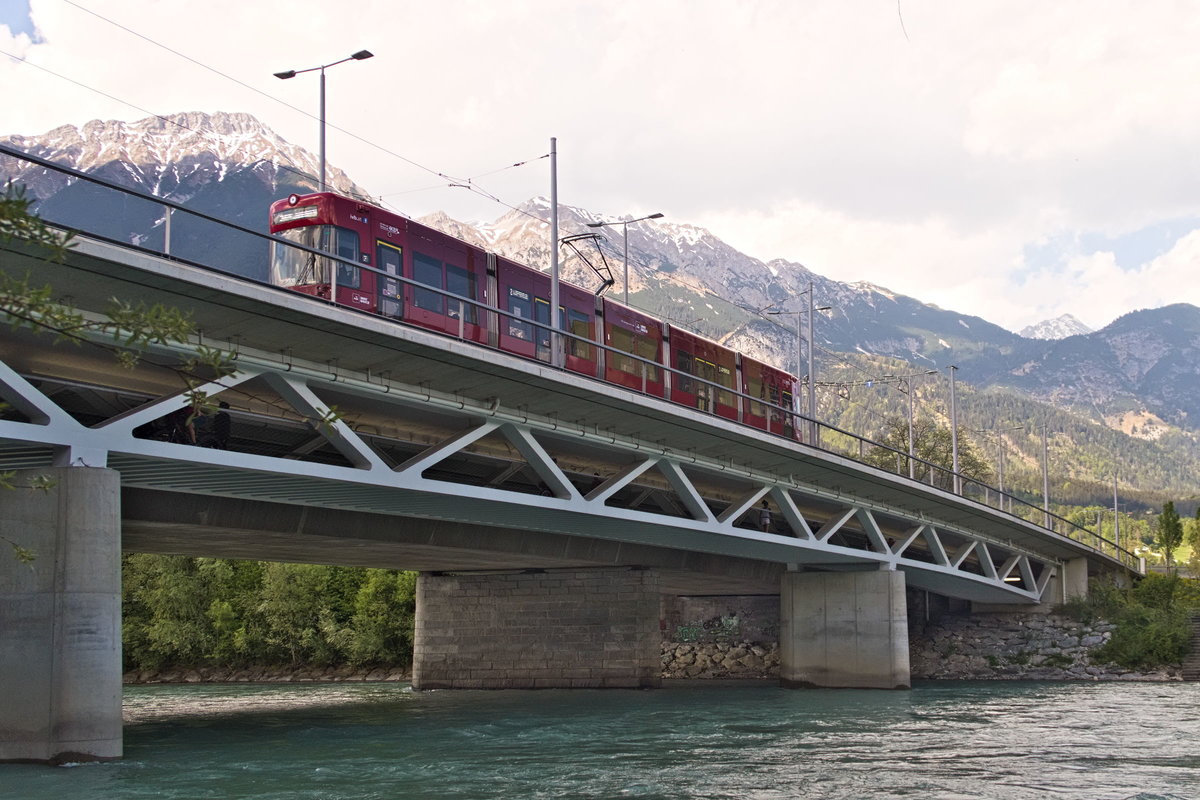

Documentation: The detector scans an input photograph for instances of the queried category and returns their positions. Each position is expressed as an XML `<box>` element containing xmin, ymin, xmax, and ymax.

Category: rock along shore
<box><xmin>124</xmin><ymin>665</ymin><xmax>410</xmax><ymax>684</ymax></box>
<box><xmin>909</xmin><ymin>612</ymin><xmax>1180</xmax><ymax>682</ymax></box>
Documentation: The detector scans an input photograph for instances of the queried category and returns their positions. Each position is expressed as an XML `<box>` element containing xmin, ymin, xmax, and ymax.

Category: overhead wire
<box><xmin>25</xmin><ymin>0</ymin><xmax>548</xmax><ymax>221</ymax></box>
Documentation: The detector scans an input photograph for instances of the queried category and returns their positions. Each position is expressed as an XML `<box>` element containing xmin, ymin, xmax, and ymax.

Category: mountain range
<box><xmin>2</xmin><ymin>111</ymin><xmax>1198</xmax><ymax>499</ymax></box>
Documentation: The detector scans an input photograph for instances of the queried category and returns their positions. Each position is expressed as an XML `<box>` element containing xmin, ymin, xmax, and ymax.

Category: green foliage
<box><xmin>121</xmin><ymin>554</ymin><xmax>417</xmax><ymax>672</ymax></box>
<box><xmin>1187</xmin><ymin>507</ymin><xmax>1200</xmax><ymax>576</ymax></box>
<box><xmin>349</xmin><ymin>570</ymin><xmax>418</xmax><ymax>665</ymax></box>
<box><xmin>1064</xmin><ymin>573</ymin><xmax>1200</xmax><ymax>670</ymax></box>
<box><xmin>1156</xmin><ymin>502</ymin><xmax>1185</xmax><ymax>571</ymax></box>
<box><xmin>1094</xmin><ymin>604</ymin><xmax>1191</xmax><ymax>670</ymax></box>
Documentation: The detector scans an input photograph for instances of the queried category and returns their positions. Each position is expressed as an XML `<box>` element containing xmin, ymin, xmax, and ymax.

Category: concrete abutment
<box><xmin>0</xmin><ymin>467</ymin><xmax>122</xmax><ymax>763</ymax></box>
<box><xmin>779</xmin><ymin>569</ymin><xmax>911</xmax><ymax>689</ymax></box>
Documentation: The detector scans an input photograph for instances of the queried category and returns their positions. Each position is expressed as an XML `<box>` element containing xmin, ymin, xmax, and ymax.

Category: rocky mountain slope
<box><xmin>0</xmin><ymin>111</ymin><xmax>368</xmax><ymax>279</ymax></box>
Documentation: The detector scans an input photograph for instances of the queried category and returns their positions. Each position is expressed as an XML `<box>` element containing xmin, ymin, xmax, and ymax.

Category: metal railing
<box><xmin>0</xmin><ymin>143</ymin><xmax>1139</xmax><ymax>570</ymax></box>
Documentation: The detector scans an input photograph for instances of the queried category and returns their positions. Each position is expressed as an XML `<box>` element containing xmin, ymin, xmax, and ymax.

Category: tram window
<box><xmin>564</xmin><ymin>308</ymin><xmax>593</xmax><ymax>359</ymax></box>
<box><xmin>718</xmin><ymin>365</ymin><xmax>735</xmax><ymax>407</ymax></box>
<box><xmin>609</xmin><ymin>326</ymin><xmax>637</xmax><ymax>374</ymax></box>
<box><xmin>506</xmin><ymin>287</ymin><xmax>533</xmax><ymax>341</ymax></box>
<box><xmin>376</xmin><ymin>242</ymin><xmax>403</xmax><ymax>320</ymax></box>
<box><xmin>746</xmin><ymin>371</ymin><xmax>766</xmax><ymax>417</ymax></box>
<box><xmin>324</xmin><ymin>226</ymin><xmax>361</xmax><ymax>290</ymax></box>
<box><xmin>676</xmin><ymin>350</ymin><xmax>696</xmax><ymax>393</ymax></box>
<box><xmin>636</xmin><ymin>336</ymin><xmax>661</xmax><ymax>382</ymax></box>
<box><xmin>610</xmin><ymin>326</ymin><xmax>660</xmax><ymax>381</ymax></box>
<box><xmin>413</xmin><ymin>252</ymin><xmax>443</xmax><ymax>313</ymax></box>
<box><xmin>782</xmin><ymin>389</ymin><xmax>796</xmax><ymax>432</ymax></box>
<box><xmin>445</xmin><ymin>264</ymin><xmax>477</xmax><ymax>324</ymax></box>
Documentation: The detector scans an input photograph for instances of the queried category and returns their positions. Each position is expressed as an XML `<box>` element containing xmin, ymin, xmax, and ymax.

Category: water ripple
<box><xmin>4</xmin><ymin>681</ymin><xmax>1199</xmax><ymax>799</ymax></box>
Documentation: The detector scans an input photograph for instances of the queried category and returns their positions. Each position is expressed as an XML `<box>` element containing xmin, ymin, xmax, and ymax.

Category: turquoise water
<box><xmin>5</xmin><ymin>681</ymin><xmax>1199</xmax><ymax>799</ymax></box>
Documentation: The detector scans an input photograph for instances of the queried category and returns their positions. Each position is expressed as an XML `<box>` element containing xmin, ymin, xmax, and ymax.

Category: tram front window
<box><xmin>270</xmin><ymin>225</ymin><xmax>360</xmax><ymax>289</ymax></box>
<box><xmin>271</xmin><ymin>226</ymin><xmax>327</xmax><ymax>287</ymax></box>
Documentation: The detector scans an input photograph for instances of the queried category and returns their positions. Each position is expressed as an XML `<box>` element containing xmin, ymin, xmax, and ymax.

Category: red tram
<box><xmin>268</xmin><ymin>191</ymin><xmax>799</xmax><ymax>439</ymax></box>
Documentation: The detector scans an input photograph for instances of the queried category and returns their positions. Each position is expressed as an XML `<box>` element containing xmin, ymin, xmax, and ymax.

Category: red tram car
<box><xmin>268</xmin><ymin>191</ymin><xmax>800</xmax><ymax>439</ymax></box>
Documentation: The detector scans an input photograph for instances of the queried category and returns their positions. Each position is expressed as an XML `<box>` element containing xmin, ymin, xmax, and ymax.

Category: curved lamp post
<box><xmin>274</xmin><ymin>49</ymin><xmax>374</xmax><ymax>192</ymax></box>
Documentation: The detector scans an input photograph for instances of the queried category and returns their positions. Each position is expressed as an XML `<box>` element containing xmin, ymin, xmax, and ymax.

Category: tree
<box><xmin>864</xmin><ymin>415</ymin><xmax>992</xmax><ymax>490</ymax></box>
<box><xmin>1187</xmin><ymin>506</ymin><xmax>1200</xmax><ymax>576</ymax></box>
<box><xmin>1156</xmin><ymin>501</ymin><xmax>1185</xmax><ymax>573</ymax></box>
<box><xmin>349</xmin><ymin>570</ymin><xmax>418</xmax><ymax>666</ymax></box>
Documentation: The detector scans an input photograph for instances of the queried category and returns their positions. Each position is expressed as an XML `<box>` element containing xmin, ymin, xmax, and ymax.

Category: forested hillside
<box><xmin>814</xmin><ymin>353</ymin><xmax>1200</xmax><ymax>507</ymax></box>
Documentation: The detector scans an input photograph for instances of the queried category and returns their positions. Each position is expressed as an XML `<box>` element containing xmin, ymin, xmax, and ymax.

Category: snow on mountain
<box><xmin>0</xmin><ymin>111</ymin><xmax>368</xmax><ymax>204</ymax></box>
<box><xmin>1018</xmin><ymin>314</ymin><xmax>1093</xmax><ymax>340</ymax></box>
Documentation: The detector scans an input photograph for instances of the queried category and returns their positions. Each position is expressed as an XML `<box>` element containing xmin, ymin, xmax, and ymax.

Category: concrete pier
<box><xmin>412</xmin><ymin>567</ymin><xmax>661</xmax><ymax>689</ymax></box>
<box><xmin>780</xmin><ymin>569</ymin><xmax>910</xmax><ymax>689</ymax></box>
<box><xmin>0</xmin><ymin>468</ymin><xmax>122</xmax><ymax>763</ymax></box>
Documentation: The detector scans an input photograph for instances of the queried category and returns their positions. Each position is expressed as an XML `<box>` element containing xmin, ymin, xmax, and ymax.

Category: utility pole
<box><xmin>549</xmin><ymin>137</ymin><xmax>560</xmax><ymax>368</ymax></box>
<box><xmin>806</xmin><ymin>280</ymin><xmax>817</xmax><ymax>445</ymax></box>
<box><xmin>1042</xmin><ymin>423</ymin><xmax>1051</xmax><ymax>528</ymax></box>
<box><xmin>949</xmin><ymin>365</ymin><xmax>959</xmax><ymax>493</ymax></box>
<box><xmin>1113</xmin><ymin>472</ymin><xmax>1120</xmax><ymax>551</ymax></box>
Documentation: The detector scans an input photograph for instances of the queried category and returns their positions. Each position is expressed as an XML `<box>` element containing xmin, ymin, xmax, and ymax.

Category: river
<box><xmin>5</xmin><ymin>681</ymin><xmax>1198</xmax><ymax>799</ymax></box>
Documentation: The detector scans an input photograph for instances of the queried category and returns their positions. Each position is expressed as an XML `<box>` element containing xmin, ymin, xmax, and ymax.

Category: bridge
<box><xmin>0</xmin><ymin>149</ymin><xmax>1137</xmax><ymax>762</ymax></box>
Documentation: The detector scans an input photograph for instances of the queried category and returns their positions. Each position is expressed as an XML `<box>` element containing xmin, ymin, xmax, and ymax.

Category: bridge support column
<box><xmin>412</xmin><ymin>567</ymin><xmax>661</xmax><ymax>689</ymax></box>
<box><xmin>780</xmin><ymin>568</ymin><xmax>910</xmax><ymax>689</ymax></box>
<box><xmin>1062</xmin><ymin>557</ymin><xmax>1088</xmax><ymax>600</ymax></box>
<box><xmin>0</xmin><ymin>467</ymin><xmax>122</xmax><ymax>763</ymax></box>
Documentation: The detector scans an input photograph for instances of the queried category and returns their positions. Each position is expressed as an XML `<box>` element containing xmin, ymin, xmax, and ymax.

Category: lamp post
<box><xmin>1042</xmin><ymin>422</ymin><xmax>1051</xmax><ymax>528</ymax></box>
<box><xmin>767</xmin><ymin>282</ymin><xmax>831</xmax><ymax>444</ymax></box>
<box><xmin>587</xmin><ymin>212</ymin><xmax>663</xmax><ymax>304</ymax></box>
<box><xmin>274</xmin><ymin>49</ymin><xmax>374</xmax><ymax>192</ymax></box>
<box><xmin>948</xmin><ymin>365</ymin><xmax>960</xmax><ymax>494</ymax></box>
<box><xmin>992</xmin><ymin>425</ymin><xmax>1023</xmax><ymax>512</ymax></box>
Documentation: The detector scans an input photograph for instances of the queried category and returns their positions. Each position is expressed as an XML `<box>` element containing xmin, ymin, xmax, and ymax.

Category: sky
<box><xmin>2</xmin><ymin>0</ymin><xmax>1199</xmax><ymax>333</ymax></box>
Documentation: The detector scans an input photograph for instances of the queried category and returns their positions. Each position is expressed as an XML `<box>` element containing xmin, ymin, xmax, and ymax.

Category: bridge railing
<box><xmin>0</xmin><ymin>144</ymin><xmax>1139</xmax><ymax>570</ymax></box>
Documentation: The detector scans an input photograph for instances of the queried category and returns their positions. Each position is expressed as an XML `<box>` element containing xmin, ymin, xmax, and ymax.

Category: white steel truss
<box><xmin>0</xmin><ymin>336</ymin><xmax>1064</xmax><ymax>605</ymax></box>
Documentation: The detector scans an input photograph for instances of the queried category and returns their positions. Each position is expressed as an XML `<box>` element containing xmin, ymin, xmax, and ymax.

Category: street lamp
<box><xmin>274</xmin><ymin>49</ymin><xmax>374</xmax><ymax>192</ymax></box>
<box><xmin>973</xmin><ymin>425</ymin><xmax>1022</xmax><ymax>511</ymax></box>
<box><xmin>886</xmin><ymin>370</ymin><xmax>939</xmax><ymax>480</ymax></box>
<box><xmin>586</xmin><ymin>212</ymin><xmax>664</xmax><ymax>304</ymax></box>
<box><xmin>948</xmin><ymin>365</ymin><xmax>959</xmax><ymax>493</ymax></box>
<box><xmin>767</xmin><ymin>281</ymin><xmax>831</xmax><ymax>444</ymax></box>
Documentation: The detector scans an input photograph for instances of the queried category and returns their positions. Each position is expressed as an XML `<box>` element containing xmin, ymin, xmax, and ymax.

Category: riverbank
<box><xmin>122</xmin><ymin>609</ymin><xmax>1186</xmax><ymax>685</ymax></box>
<box><xmin>909</xmin><ymin>612</ymin><xmax>1182</xmax><ymax>681</ymax></box>
<box><xmin>123</xmin><ymin>665</ymin><xmax>411</xmax><ymax>684</ymax></box>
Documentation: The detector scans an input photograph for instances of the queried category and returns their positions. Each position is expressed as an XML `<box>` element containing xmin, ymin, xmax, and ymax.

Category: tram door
<box><xmin>376</xmin><ymin>241</ymin><xmax>403</xmax><ymax>320</ymax></box>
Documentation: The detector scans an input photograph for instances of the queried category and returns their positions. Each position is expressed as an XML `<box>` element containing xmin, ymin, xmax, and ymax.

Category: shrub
<box><xmin>1056</xmin><ymin>574</ymin><xmax>1200</xmax><ymax>671</ymax></box>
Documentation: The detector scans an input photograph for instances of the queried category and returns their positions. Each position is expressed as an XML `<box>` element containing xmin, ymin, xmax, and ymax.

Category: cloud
<box><xmin>4</xmin><ymin>0</ymin><xmax>1200</xmax><ymax>335</ymax></box>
